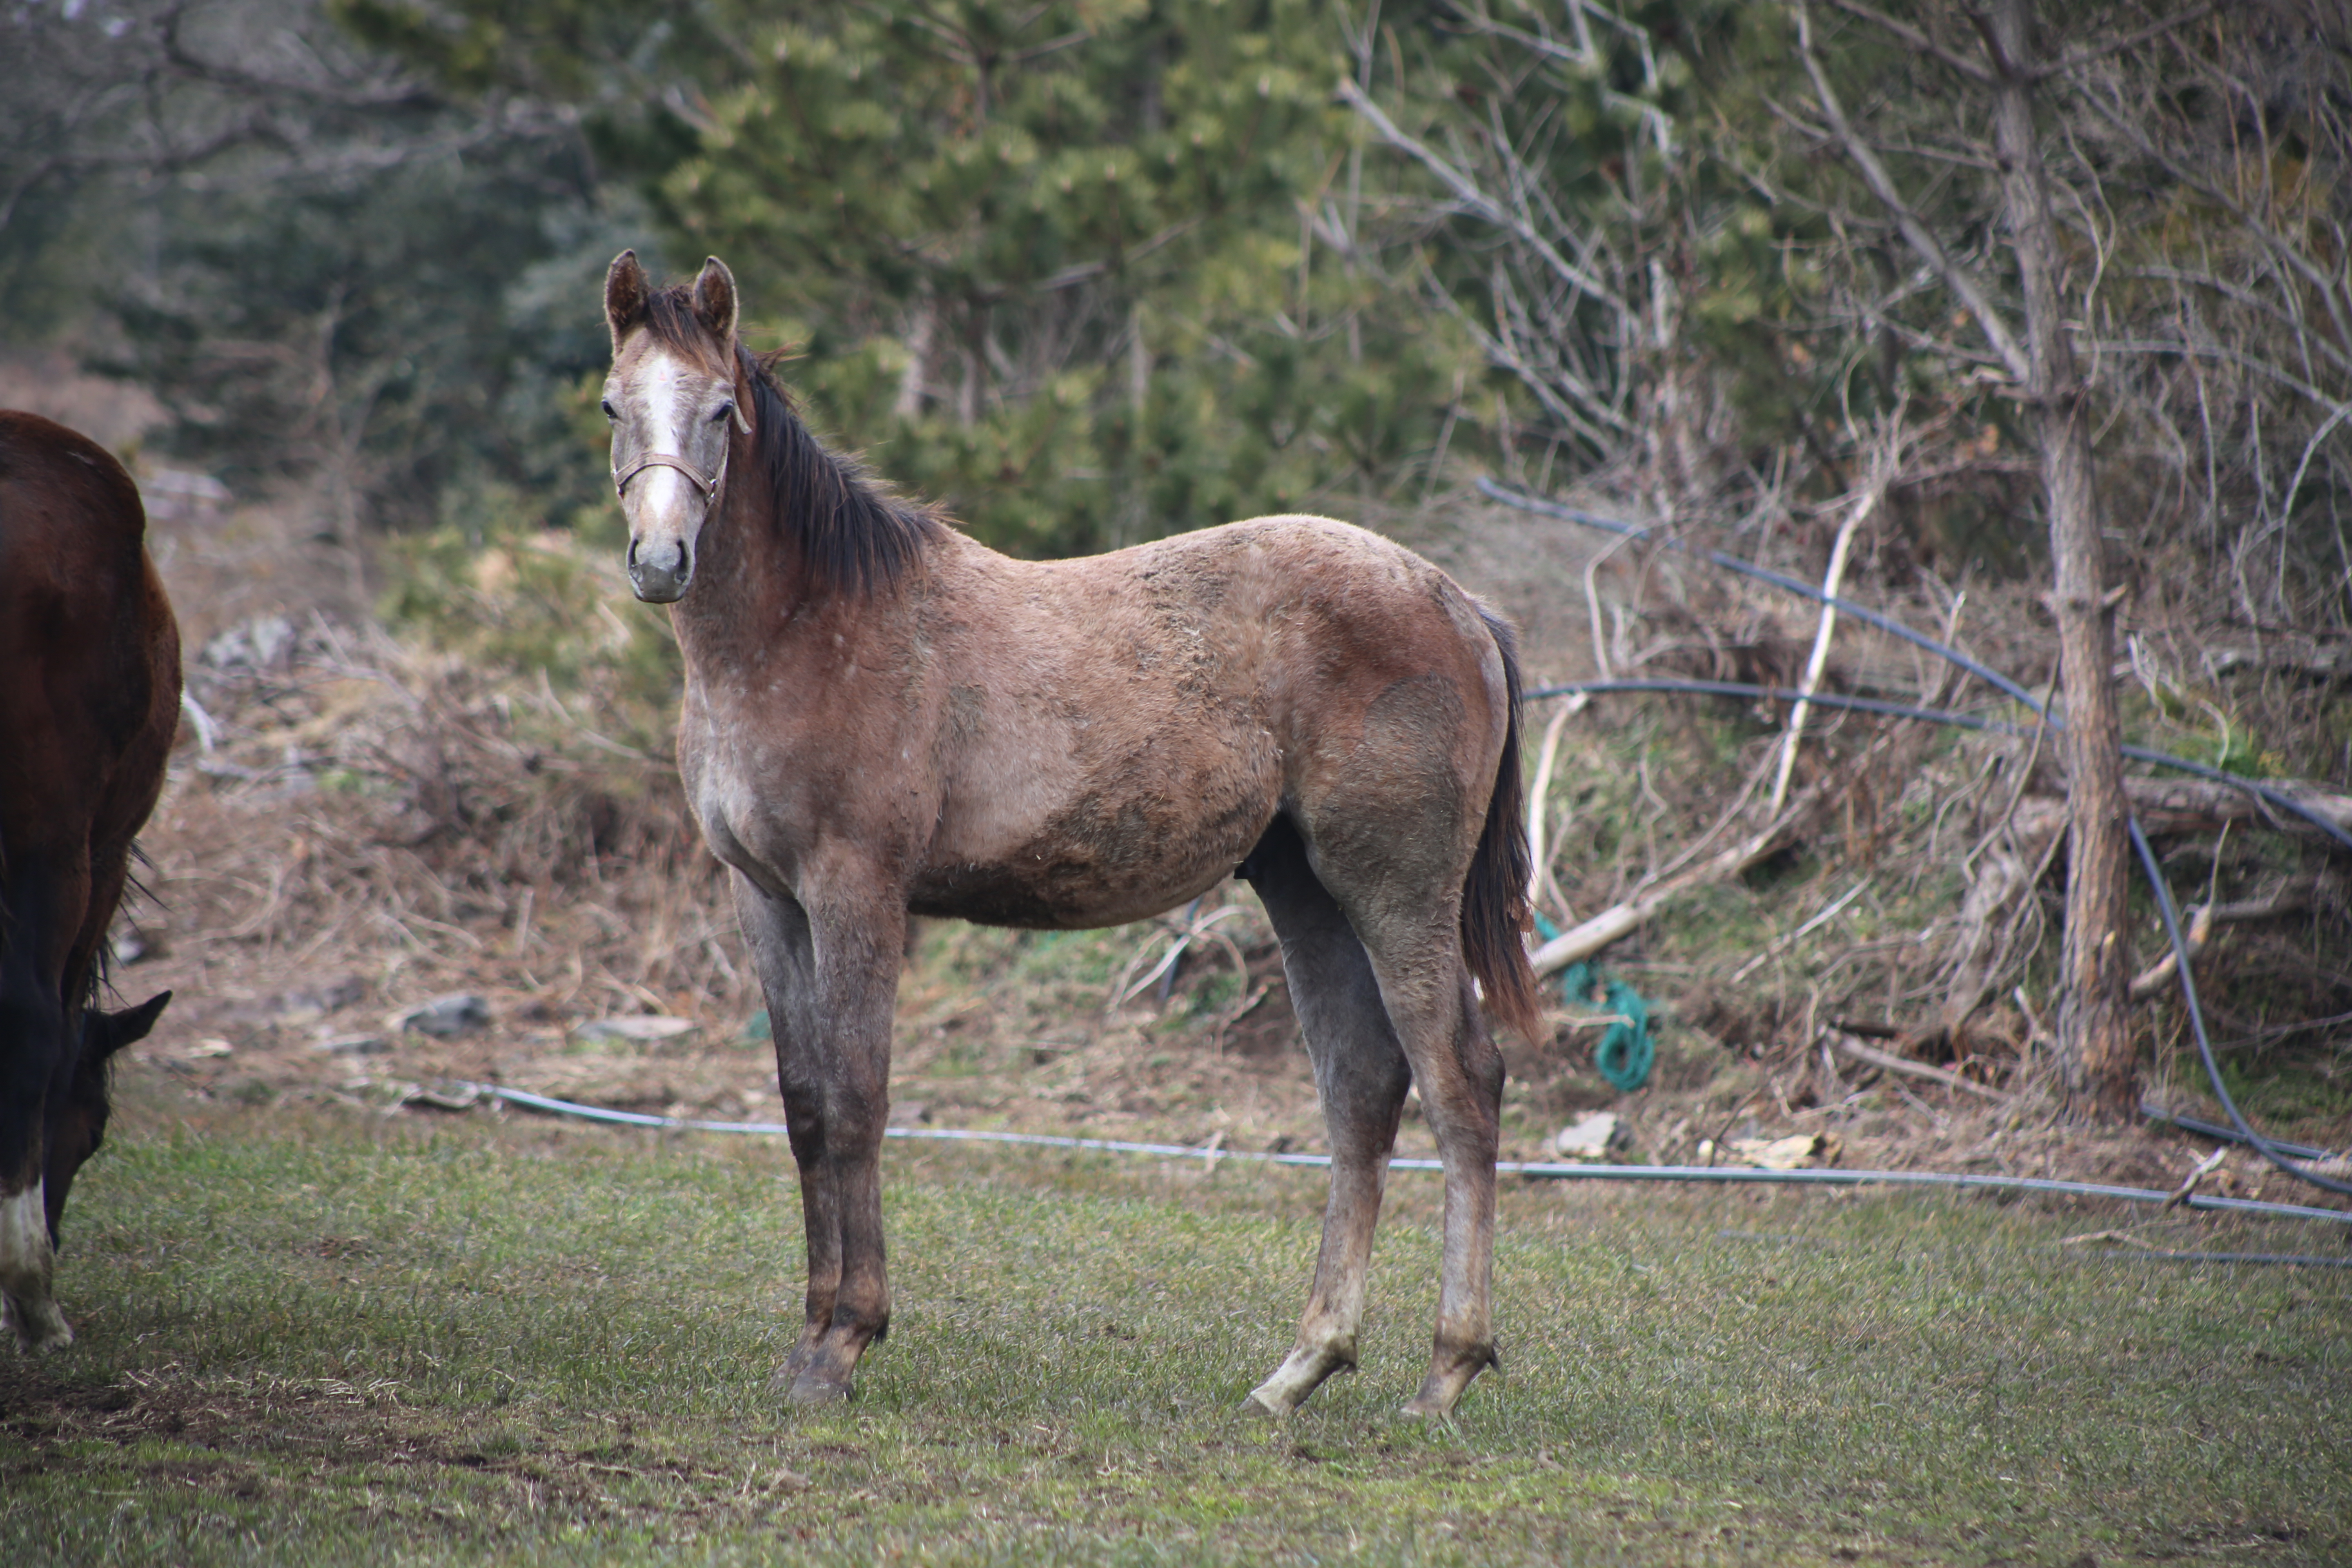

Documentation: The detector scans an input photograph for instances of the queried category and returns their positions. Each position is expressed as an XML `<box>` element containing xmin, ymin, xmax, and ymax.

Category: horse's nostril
<box><xmin>627</xmin><ymin>538</ymin><xmax>641</xmax><ymax>566</ymax></box>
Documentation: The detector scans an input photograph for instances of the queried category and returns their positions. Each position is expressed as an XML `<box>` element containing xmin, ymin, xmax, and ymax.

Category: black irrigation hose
<box><xmin>1527</xmin><ymin>678</ymin><xmax>2352</xmax><ymax>855</ymax></box>
<box><xmin>2132</xmin><ymin>817</ymin><xmax>2352</xmax><ymax>1196</ymax></box>
<box><xmin>1483</xmin><ymin>480</ymin><xmax>2352</xmax><ymax>1201</ymax></box>
<box><xmin>1479</xmin><ymin>477</ymin><xmax>2042</xmax><ymax>711</ymax></box>
<box><xmin>1717</xmin><ymin>1230</ymin><xmax>2352</xmax><ymax>1270</ymax></box>
<box><xmin>2143</xmin><ymin>1106</ymin><xmax>2330</xmax><ymax>1162</ymax></box>
<box><xmin>1483</xmin><ymin>478</ymin><xmax>2352</xmax><ymax>856</ymax></box>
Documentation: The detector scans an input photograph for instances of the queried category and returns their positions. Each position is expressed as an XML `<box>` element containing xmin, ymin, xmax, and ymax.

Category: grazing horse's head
<box><xmin>602</xmin><ymin>251</ymin><xmax>750</xmax><ymax>603</ymax></box>
<box><xmin>42</xmin><ymin>990</ymin><xmax>171</xmax><ymax>1244</ymax></box>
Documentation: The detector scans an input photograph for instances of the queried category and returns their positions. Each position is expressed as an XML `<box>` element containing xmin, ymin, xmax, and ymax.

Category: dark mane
<box><xmin>641</xmin><ymin>286</ymin><xmax>944</xmax><ymax>595</ymax></box>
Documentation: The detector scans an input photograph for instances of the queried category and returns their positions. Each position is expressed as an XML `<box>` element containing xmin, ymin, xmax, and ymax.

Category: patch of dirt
<box><xmin>0</xmin><ymin>1355</ymin><xmax>820</xmax><ymax>1535</ymax></box>
<box><xmin>0</xmin><ymin>1355</ymin><xmax>438</xmax><ymax>1468</ymax></box>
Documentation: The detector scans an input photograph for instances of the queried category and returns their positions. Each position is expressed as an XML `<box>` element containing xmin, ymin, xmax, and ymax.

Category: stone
<box><xmin>573</xmin><ymin>1015</ymin><xmax>697</xmax><ymax>1044</ymax></box>
<box><xmin>316</xmin><ymin>1033</ymin><xmax>391</xmax><ymax>1057</ymax></box>
<box><xmin>1554</xmin><ymin>1111</ymin><xmax>1630</xmax><ymax>1161</ymax></box>
<box><xmin>397</xmin><ymin>993</ymin><xmax>491</xmax><ymax>1038</ymax></box>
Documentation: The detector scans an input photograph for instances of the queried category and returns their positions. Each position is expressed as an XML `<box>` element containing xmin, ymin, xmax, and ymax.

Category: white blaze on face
<box><xmin>615</xmin><ymin>343</ymin><xmax>731</xmax><ymax>601</ymax></box>
<box><xmin>629</xmin><ymin>349</ymin><xmax>693</xmax><ymax>521</ymax></box>
<box><xmin>0</xmin><ymin>1180</ymin><xmax>71</xmax><ymax>1350</ymax></box>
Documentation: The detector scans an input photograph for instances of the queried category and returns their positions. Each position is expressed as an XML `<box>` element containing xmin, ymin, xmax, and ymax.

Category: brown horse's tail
<box><xmin>1462</xmin><ymin>605</ymin><xmax>1544</xmax><ymax>1041</ymax></box>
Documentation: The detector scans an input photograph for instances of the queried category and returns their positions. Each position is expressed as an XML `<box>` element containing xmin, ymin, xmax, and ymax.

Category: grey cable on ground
<box><xmin>456</xmin><ymin>1081</ymin><xmax>2352</xmax><ymax>1232</ymax></box>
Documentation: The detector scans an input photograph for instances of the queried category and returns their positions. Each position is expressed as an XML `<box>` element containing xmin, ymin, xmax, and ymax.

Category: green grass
<box><xmin>5</xmin><ymin>1085</ymin><xmax>2349</xmax><ymax>1565</ymax></box>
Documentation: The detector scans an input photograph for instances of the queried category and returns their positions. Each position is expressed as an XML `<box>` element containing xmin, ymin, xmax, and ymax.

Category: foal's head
<box><xmin>601</xmin><ymin>250</ymin><xmax>750</xmax><ymax>603</ymax></box>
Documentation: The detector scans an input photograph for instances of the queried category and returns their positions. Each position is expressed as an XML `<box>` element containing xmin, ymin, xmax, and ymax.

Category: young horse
<box><xmin>601</xmin><ymin>253</ymin><xmax>1541</xmax><ymax>1417</ymax></box>
<box><xmin>0</xmin><ymin>410</ymin><xmax>181</xmax><ymax>1349</ymax></box>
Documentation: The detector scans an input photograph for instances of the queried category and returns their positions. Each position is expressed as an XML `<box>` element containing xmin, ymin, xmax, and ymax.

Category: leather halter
<box><xmin>613</xmin><ymin>451</ymin><xmax>721</xmax><ymax>500</ymax></box>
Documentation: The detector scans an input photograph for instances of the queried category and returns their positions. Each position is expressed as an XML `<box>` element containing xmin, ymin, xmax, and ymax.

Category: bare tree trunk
<box><xmin>1987</xmin><ymin>0</ymin><xmax>2135</xmax><ymax>1120</ymax></box>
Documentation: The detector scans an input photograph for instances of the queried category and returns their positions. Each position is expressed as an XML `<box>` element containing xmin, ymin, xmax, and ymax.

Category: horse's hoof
<box><xmin>782</xmin><ymin>1372</ymin><xmax>852</xmax><ymax>1406</ymax></box>
<box><xmin>2</xmin><ymin>1297</ymin><xmax>72</xmax><ymax>1354</ymax></box>
<box><xmin>1240</xmin><ymin>1386</ymin><xmax>1293</xmax><ymax>1419</ymax></box>
<box><xmin>1401</xmin><ymin>1368</ymin><xmax>1475</xmax><ymax>1419</ymax></box>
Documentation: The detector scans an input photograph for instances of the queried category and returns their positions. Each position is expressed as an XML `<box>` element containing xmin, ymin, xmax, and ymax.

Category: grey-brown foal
<box><xmin>599</xmin><ymin>252</ymin><xmax>1541</xmax><ymax>1417</ymax></box>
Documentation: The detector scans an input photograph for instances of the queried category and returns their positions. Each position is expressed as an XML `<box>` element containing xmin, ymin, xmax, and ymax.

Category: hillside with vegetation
<box><xmin>6</xmin><ymin>0</ymin><xmax>2351</xmax><ymax>1167</ymax></box>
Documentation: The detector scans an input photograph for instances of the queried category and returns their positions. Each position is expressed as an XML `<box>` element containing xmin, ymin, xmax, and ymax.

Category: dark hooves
<box><xmin>779</xmin><ymin>1370</ymin><xmax>853</xmax><ymax>1406</ymax></box>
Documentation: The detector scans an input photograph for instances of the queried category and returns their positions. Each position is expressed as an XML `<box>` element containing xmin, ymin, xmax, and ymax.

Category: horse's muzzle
<box><xmin>628</xmin><ymin>537</ymin><xmax>693</xmax><ymax>603</ymax></box>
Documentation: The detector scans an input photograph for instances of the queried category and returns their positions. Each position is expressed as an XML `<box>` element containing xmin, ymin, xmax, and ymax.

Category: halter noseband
<box><xmin>613</xmin><ymin>451</ymin><xmax>722</xmax><ymax>500</ymax></box>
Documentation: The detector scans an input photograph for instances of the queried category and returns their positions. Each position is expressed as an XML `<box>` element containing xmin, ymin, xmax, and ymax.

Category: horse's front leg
<box><xmin>731</xmin><ymin>869</ymin><xmax>904</xmax><ymax>1404</ymax></box>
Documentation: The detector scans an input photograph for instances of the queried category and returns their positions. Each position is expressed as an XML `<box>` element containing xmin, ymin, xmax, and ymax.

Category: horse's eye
<box><xmin>601</xmin><ymin>399</ymin><xmax>618</xmax><ymax>420</ymax></box>
<box><xmin>712</xmin><ymin>401</ymin><xmax>735</xmax><ymax>425</ymax></box>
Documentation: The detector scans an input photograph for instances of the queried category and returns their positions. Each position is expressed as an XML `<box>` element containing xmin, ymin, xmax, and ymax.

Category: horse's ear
<box><xmin>86</xmin><ymin>990</ymin><xmax>172</xmax><ymax>1060</ymax></box>
<box><xmin>693</xmin><ymin>256</ymin><xmax>739</xmax><ymax>344</ymax></box>
<box><xmin>606</xmin><ymin>250</ymin><xmax>650</xmax><ymax>349</ymax></box>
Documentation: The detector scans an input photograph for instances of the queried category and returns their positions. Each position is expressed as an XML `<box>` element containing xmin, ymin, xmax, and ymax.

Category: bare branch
<box><xmin>2073</xmin><ymin>78</ymin><xmax>2352</xmax><ymax>357</ymax></box>
<box><xmin>1821</xmin><ymin>0</ymin><xmax>1994</xmax><ymax>85</ymax></box>
<box><xmin>2097</xmin><ymin>339</ymin><xmax>2352</xmax><ymax>421</ymax></box>
<box><xmin>1791</xmin><ymin>0</ymin><xmax>2031</xmax><ymax>384</ymax></box>
<box><xmin>2127</xmin><ymin>266</ymin><xmax>2352</xmax><ymax>383</ymax></box>
<box><xmin>1336</xmin><ymin>76</ymin><xmax>1629</xmax><ymax>316</ymax></box>
<box><xmin>2033</xmin><ymin>3</ymin><xmax>2219</xmax><ymax>82</ymax></box>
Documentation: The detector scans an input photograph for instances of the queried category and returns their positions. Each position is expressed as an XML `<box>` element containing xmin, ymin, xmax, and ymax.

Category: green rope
<box><xmin>1534</xmin><ymin>911</ymin><xmax>1655</xmax><ymax>1092</ymax></box>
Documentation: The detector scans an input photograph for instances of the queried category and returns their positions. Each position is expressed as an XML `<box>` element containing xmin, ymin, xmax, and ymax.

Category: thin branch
<box><xmin>2033</xmin><ymin>3</ymin><xmax>2218</xmax><ymax>82</ymax></box>
<box><xmin>1821</xmin><ymin>0</ymin><xmax>1993</xmax><ymax>85</ymax></box>
<box><xmin>1791</xmin><ymin>0</ymin><xmax>2031</xmax><ymax>383</ymax></box>
<box><xmin>2076</xmin><ymin>80</ymin><xmax>2352</xmax><ymax>355</ymax></box>
<box><xmin>2096</xmin><ymin>339</ymin><xmax>2352</xmax><ymax>421</ymax></box>
<box><xmin>1336</xmin><ymin>76</ymin><xmax>1629</xmax><ymax>315</ymax></box>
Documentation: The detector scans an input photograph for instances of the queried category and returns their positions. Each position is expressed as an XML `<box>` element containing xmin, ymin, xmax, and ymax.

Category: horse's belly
<box><xmin>911</xmin><ymin>774</ymin><xmax>1272</xmax><ymax>929</ymax></box>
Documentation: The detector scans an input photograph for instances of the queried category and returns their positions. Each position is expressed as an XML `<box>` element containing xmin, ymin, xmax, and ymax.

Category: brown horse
<box><xmin>0</xmin><ymin>410</ymin><xmax>180</xmax><ymax>1350</ymax></box>
<box><xmin>601</xmin><ymin>253</ymin><xmax>1540</xmax><ymax>1417</ymax></box>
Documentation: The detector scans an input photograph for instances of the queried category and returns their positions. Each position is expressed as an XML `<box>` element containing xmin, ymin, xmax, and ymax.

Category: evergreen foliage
<box><xmin>328</xmin><ymin>0</ymin><xmax>1509</xmax><ymax>553</ymax></box>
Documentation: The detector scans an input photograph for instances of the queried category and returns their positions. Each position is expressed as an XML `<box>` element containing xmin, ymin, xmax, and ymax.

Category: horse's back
<box><xmin>1070</xmin><ymin>512</ymin><xmax>1512</xmax><ymax>767</ymax></box>
<box><xmin>0</xmin><ymin>411</ymin><xmax>178</xmax><ymax>837</ymax></box>
<box><xmin>0</xmin><ymin>409</ymin><xmax>180</xmax><ymax>971</ymax></box>
<box><xmin>909</xmin><ymin>514</ymin><xmax>1510</xmax><ymax>929</ymax></box>
<box><xmin>0</xmin><ymin>410</ymin><xmax>152</xmax><ymax>574</ymax></box>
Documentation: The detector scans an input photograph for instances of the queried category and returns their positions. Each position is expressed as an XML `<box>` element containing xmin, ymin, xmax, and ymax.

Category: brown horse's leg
<box><xmin>1239</xmin><ymin>820</ymin><xmax>1412</xmax><ymax>1417</ymax></box>
<box><xmin>0</xmin><ymin>855</ymin><xmax>83</xmax><ymax>1351</ymax></box>
<box><xmin>1291</xmin><ymin>661</ymin><xmax>1512</xmax><ymax>1417</ymax></box>
<box><xmin>733</xmin><ymin>873</ymin><xmax>900</xmax><ymax>1404</ymax></box>
<box><xmin>1310</xmin><ymin>857</ymin><xmax>1503</xmax><ymax>1414</ymax></box>
<box><xmin>1366</xmin><ymin>955</ymin><xmax>1503</xmax><ymax>1418</ymax></box>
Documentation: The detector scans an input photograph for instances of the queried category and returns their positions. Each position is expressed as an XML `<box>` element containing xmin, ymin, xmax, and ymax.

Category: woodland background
<box><xmin>5</xmin><ymin>0</ymin><xmax>2352</xmax><ymax>1138</ymax></box>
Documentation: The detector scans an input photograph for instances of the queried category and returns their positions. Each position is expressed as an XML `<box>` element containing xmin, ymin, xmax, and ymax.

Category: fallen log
<box><xmin>2125</xmin><ymin>883</ymin><xmax>2318</xmax><ymax>1001</ymax></box>
<box><xmin>1827</xmin><ymin>1030</ymin><xmax>2010</xmax><ymax>1102</ymax></box>
<box><xmin>1530</xmin><ymin>781</ymin><xmax>1824</xmax><ymax>977</ymax></box>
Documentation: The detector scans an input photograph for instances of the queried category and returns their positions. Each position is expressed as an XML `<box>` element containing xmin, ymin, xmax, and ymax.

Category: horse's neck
<box><xmin>670</xmin><ymin>472</ymin><xmax>921</xmax><ymax>679</ymax></box>
<box><xmin>668</xmin><ymin>461</ymin><xmax>785</xmax><ymax>652</ymax></box>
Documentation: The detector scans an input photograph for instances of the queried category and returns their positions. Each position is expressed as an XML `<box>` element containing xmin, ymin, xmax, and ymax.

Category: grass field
<box><xmin>4</xmin><ymin>1083</ymin><xmax>2348</xmax><ymax>1566</ymax></box>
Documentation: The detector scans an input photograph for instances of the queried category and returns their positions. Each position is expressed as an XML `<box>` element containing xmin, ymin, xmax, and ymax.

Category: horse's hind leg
<box><xmin>1356</xmin><ymin>940</ymin><xmax>1503</xmax><ymax>1418</ymax></box>
<box><xmin>1241</xmin><ymin>819</ymin><xmax>1413</xmax><ymax>1417</ymax></box>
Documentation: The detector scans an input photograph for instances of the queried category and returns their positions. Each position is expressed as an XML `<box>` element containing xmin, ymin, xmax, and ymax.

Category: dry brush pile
<box><xmin>120</xmin><ymin>481</ymin><xmax>2352</xmax><ymax>1171</ymax></box>
<box><xmin>143</xmin><ymin>526</ymin><xmax>746</xmax><ymax>1038</ymax></box>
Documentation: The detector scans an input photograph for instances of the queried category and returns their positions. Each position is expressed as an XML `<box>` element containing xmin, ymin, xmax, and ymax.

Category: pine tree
<box><xmin>657</xmin><ymin>0</ymin><xmax>1480</xmax><ymax>553</ymax></box>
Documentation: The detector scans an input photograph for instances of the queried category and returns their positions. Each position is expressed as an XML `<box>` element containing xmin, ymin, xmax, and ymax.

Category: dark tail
<box><xmin>1461</xmin><ymin>605</ymin><xmax>1544</xmax><ymax>1041</ymax></box>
